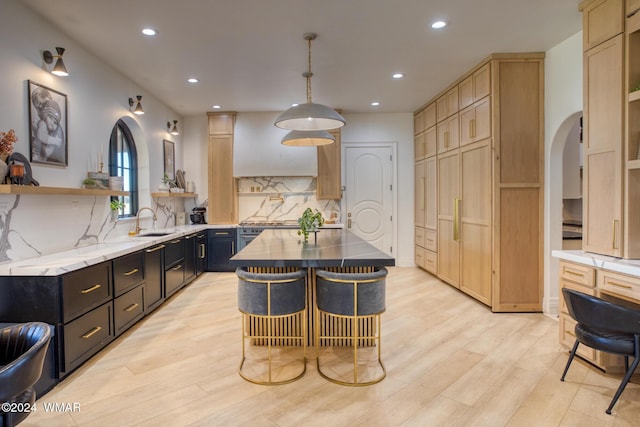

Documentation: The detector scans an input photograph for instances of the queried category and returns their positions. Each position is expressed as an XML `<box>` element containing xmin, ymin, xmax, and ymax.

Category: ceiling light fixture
<box><xmin>128</xmin><ymin>95</ymin><xmax>144</xmax><ymax>115</ymax></box>
<box><xmin>274</xmin><ymin>32</ymin><xmax>345</xmax><ymax>134</ymax></box>
<box><xmin>43</xmin><ymin>47</ymin><xmax>68</xmax><ymax>76</ymax></box>
<box><xmin>212</xmin><ymin>105</ymin><xmax>221</xmax><ymax>109</ymax></box>
<box><xmin>281</xmin><ymin>130</ymin><xmax>335</xmax><ymax>146</ymax></box>
<box><xmin>142</xmin><ymin>28</ymin><xmax>157</xmax><ymax>36</ymax></box>
<box><xmin>392</xmin><ymin>73</ymin><xmax>404</xmax><ymax>79</ymax></box>
<box><xmin>371</xmin><ymin>101</ymin><xmax>381</xmax><ymax>107</ymax></box>
<box><xmin>431</xmin><ymin>21</ymin><xmax>447</xmax><ymax>29</ymax></box>
<box><xmin>167</xmin><ymin>120</ymin><xmax>179</xmax><ymax>135</ymax></box>
<box><xmin>187</xmin><ymin>78</ymin><xmax>199</xmax><ymax>83</ymax></box>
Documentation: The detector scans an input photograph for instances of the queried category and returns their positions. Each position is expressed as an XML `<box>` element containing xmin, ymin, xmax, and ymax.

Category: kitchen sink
<box><xmin>136</xmin><ymin>232</ymin><xmax>172</xmax><ymax>237</ymax></box>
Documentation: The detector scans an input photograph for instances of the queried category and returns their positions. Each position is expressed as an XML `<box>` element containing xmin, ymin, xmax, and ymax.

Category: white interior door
<box><xmin>344</xmin><ymin>145</ymin><xmax>394</xmax><ymax>255</ymax></box>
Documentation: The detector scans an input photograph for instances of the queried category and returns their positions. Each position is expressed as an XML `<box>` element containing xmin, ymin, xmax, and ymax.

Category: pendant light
<box><xmin>281</xmin><ymin>130</ymin><xmax>335</xmax><ymax>146</ymax></box>
<box><xmin>274</xmin><ymin>33</ymin><xmax>345</xmax><ymax>133</ymax></box>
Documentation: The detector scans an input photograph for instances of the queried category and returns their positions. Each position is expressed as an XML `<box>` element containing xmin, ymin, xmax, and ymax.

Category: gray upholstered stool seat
<box><xmin>236</xmin><ymin>267</ymin><xmax>307</xmax><ymax>385</ymax></box>
<box><xmin>315</xmin><ymin>267</ymin><xmax>388</xmax><ymax>386</ymax></box>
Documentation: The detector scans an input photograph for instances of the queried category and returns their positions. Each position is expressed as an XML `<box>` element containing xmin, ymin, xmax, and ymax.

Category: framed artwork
<box><xmin>163</xmin><ymin>139</ymin><xmax>175</xmax><ymax>181</ymax></box>
<box><xmin>28</xmin><ymin>80</ymin><xmax>68</xmax><ymax>166</ymax></box>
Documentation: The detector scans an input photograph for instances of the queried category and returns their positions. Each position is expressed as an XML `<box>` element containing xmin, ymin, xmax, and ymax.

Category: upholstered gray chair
<box><xmin>236</xmin><ymin>267</ymin><xmax>307</xmax><ymax>385</ymax></box>
<box><xmin>560</xmin><ymin>288</ymin><xmax>640</xmax><ymax>414</ymax></box>
<box><xmin>315</xmin><ymin>267</ymin><xmax>388</xmax><ymax>386</ymax></box>
<box><xmin>0</xmin><ymin>322</ymin><xmax>51</xmax><ymax>426</ymax></box>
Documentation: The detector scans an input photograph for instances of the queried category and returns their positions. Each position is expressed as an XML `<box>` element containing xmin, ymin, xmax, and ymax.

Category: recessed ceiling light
<box><xmin>212</xmin><ymin>105</ymin><xmax>221</xmax><ymax>109</ymax></box>
<box><xmin>187</xmin><ymin>78</ymin><xmax>199</xmax><ymax>83</ymax></box>
<box><xmin>371</xmin><ymin>101</ymin><xmax>381</xmax><ymax>107</ymax></box>
<box><xmin>392</xmin><ymin>73</ymin><xmax>404</xmax><ymax>79</ymax></box>
<box><xmin>141</xmin><ymin>28</ymin><xmax>157</xmax><ymax>36</ymax></box>
<box><xmin>291</xmin><ymin>103</ymin><xmax>299</xmax><ymax>107</ymax></box>
<box><xmin>431</xmin><ymin>21</ymin><xmax>447</xmax><ymax>29</ymax></box>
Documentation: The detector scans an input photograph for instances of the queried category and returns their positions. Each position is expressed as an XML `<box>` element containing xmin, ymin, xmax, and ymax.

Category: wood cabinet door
<box><xmin>425</xmin><ymin>126</ymin><xmax>437</xmax><ymax>158</ymax></box>
<box><xmin>583</xmin><ymin>34</ymin><xmax>624</xmax><ymax>256</ymax></box>
<box><xmin>582</xmin><ymin>0</ymin><xmax>624</xmax><ymax>50</ymax></box>
<box><xmin>437</xmin><ymin>151</ymin><xmax>460</xmax><ymax>287</ymax></box>
<box><xmin>414</xmin><ymin>160</ymin><xmax>426</xmax><ymax>227</ymax></box>
<box><xmin>437</xmin><ymin>114</ymin><xmax>459</xmax><ymax>153</ymax></box>
<box><xmin>459</xmin><ymin>141</ymin><xmax>492</xmax><ymax>306</ymax></box>
<box><xmin>208</xmin><ymin>134</ymin><xmax>236</xmax><ymax>223</ymax></box>
<box><xmin>425</xmin><ymin>156</ymin><xmax>437</xmax><ymax>230</ymax></box>
<box><xmin>414</xmin><ymin>132</ymin><xmax>425</xmax><ymax>161</ymax></box>
<box><xmin>317</xmin><ymin>130</ymin><xmax>341</xmax><ymax>199</ymax></box>
<box><xmin>460</xmin><ymin>98</ymin><xmax>491</xmax><ymax>146</ymax></box>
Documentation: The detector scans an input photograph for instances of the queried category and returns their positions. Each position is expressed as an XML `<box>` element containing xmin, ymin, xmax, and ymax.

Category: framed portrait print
<box><xmin>28</xmin><ymin>80</ymin><xmax>68</xmax><ymax>166</ymax></box>
<box><xmin>163</xmin><ymin>139</ymin><xmax>175</xmax><ymax>181</ymax></box>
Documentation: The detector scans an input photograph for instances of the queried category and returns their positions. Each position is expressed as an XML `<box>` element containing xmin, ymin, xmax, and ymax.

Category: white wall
<box><xmin>0</xmin><ymin>1</ymin><xmax>186</xmax><ymax>260</ymax></box>
<box><xmin>544</xmin><ymin>31</ymin><xmax>583</xmax><ymax>314</ymax></box>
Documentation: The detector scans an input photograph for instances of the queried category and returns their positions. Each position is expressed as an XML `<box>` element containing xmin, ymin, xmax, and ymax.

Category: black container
<box><xmin>191</xmin><ymin>207</ymin><xmax>206</xmax><ymax>224</ymax></box>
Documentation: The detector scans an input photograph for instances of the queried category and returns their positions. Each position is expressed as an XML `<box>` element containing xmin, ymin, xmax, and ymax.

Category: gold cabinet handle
<box><xmin>612</xmin><ymin>220</ymin><xmax>619</xmax><ymax>250</ymax></box>
<box><xmin>81</xmin><ymin>284</ymin><xmax>101</xmax><ymax>294</ymax></box>
<box><xmin>124</xmin><ymin>268</ymin><xmax>139</xmax><ymax>276</ymax></box>
<box><xmin>146</xmin><ymin>244</ymin><xmax>166</xmax><ymax>253</ymax></box>
<box><xmin>566</xmin><ymin>330</ymin><xmax>576</xmax><ymax>338</ymax></box>
<box><xmin>471</xmin><ymin>118</ymin><xmax>476</xmax><ymax>138</ymax></box>
<box><xmin>444</xmin><ymin>130</ymin><xmax>449</xmax><ymax>148</ymax></box>
<box><xmin>565</xmin><ymin>270</ymin><xmax>584</xmax><ymax>278</ymax></box>
<box><xmin>607</xmin><ymin>281</ymin><xmax>632</xmax><ymax>290</ymax></box>
<box><xmin>453</xmin><ymin>198</ymin><xmax>460</xmax><ymax>241</ymax></box>
<box><xmin>215</xmin><ymin>232</ymin><xmax>229</xmax><ymax>235</ymax></box>
<box><xmin>170</xmin><ymin>239</ymin><xmax>181</xmax><ymax>244</ymax></box>
<box><xmin>421</xmin><ymin>177</ymin><xmax>426</xmax><ymax>211</ymax></box>
<box><xmin>124</xmin><ymin>303</ymin><xmax>140</xmax><ymax>312</ymax></box>
<box><xmin>199</xmin><ymin>243</ymin><xmax>206</xmax><ymax>259</ymax></box>
<box><xmin>172</xmin><ymin>264</ymin><xmax>183</xmax><ymax>271</ymax></box>
<box><xmin>82</xmin><ymin>326</ymin><xmax>102</xmax><ymax>339</ymax></box>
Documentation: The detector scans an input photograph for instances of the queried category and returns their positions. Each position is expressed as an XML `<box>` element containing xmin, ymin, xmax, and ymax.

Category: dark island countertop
<box><xmin>229</xmin><ymin>229</ymin><xmax>395</xmax><ymax>268</ymax></box>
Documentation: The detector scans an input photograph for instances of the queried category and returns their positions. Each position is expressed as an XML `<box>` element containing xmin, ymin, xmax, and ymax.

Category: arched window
<box><xmin>109</xmin><ymin>120</ymin><xmax>138</xmax><ymax>217</ymax></box>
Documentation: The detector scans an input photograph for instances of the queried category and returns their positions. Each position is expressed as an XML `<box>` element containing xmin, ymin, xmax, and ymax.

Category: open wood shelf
<box><xmin>151</xmin><ymin>192</ymin><xmax>198</xmax><ymax>198</ymax></box>
<box><xmin>629</xmin><ymin>90</ymin><xmax>640</xmax><ymax>102</ymax></box>
<box><xmin>0</xmin><ymin>185</ymin><xmax>129</xmax><ymax>196</ymax></box>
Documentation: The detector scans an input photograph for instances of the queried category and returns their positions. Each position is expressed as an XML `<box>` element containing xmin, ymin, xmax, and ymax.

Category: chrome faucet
<box><xmin>135</xmin><ymin>207</ymin><xmax>157</xmax><ymax>235</ymax></box>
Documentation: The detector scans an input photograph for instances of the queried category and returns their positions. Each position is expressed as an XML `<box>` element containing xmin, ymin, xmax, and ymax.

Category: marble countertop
<box><xmin>229</xmin><ymin>228</ymin><xmax>395</xmax><ymax>268</ymax></box>
<box><xmin>0</xmin><ymin>225</ymin><xmax>210</xmax><ymax>277</ymax></box>
<box><xmin>552</xmin><ymin>249</ymin><xmax>640</xmax><ymax>277</ymax></box>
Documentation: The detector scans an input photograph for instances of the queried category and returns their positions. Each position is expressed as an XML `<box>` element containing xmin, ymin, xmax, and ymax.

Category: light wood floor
<box><xmin>24</xmin><ymin>268</ymin><xmax>640</xmax><ymax>426</ymax></box>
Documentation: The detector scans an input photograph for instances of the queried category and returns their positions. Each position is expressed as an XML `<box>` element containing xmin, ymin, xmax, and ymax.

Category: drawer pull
<box><xmin>565</xmin><ymin>270</ymin><xmax>584</xmax><ymax>278</ymax></box>
<box><xmin>170</xmin><ymin>239</ymin><xmax>181</xmax><ymax>244</ymax></box>
<box><xmin>172</xmin><ymin>264</ymin><xmax>183</xmax><ymax>271</ymax></box>
<box><xmin>215</xmin><ymin>232</ymin><xmax>229</xmax><ymax>235</ymax></box>
<box><xmin>81</xmin><ymin>284</ymin><xmax>101</xmax><ymax>294</ymax></box>
<box><xmin>607</xmin><ymin>281</ymin><xmax>632</xmax><ymax>290</ymax></box>
<box><xmin>124</xmin><ymin>268</ymin><xmax>139</xmax><ymax>276</ymax></box>
<box><xmin>146</xmin><ymin>245</ymin><xmax>166</xmax><ymax>253</ymax></box>
<box><xmin>199</xmin><ymin>243</ymin><xmax>206</xmax><ymax>259</ymax></box>
<box><xmin>81</xmin><ymin>326</ymin><xmax>102</xmax><ymax>339</ymax></box>
<box><xmin>566</xmin><ymin>330</ymin><xmax>576</xmax><ymax>338</ymax></box>
<box><xmin>124</xmin><ymin>303</ymin><xmax>140</xmax><ymax>312</ymax></box>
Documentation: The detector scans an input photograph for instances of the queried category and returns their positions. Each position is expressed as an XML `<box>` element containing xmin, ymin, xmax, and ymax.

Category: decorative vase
<box><xmin>111</xmin><ymin>210</ymin><xmax>119</xmax><ymax>221</ymax></box>
<box><xmin>0</xmin><ymin>157</ymin><xmax>8</xmax><ymax>184</ymax></box>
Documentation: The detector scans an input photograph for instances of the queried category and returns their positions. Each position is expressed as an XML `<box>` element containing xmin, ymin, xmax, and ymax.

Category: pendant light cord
<box><xmin>306</xmin><ymin>36</ymin><xmax>312</xmax><ymax>103</ymax></box>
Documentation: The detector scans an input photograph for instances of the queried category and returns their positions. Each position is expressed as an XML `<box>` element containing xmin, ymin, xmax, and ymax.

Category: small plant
<box><xmin>632</xmin><ymin>83</ymin><xmax>640</xmax><ymax>93</ymax></box>
<box><xmin>0</xmin><ymin>129</ymin><xmax>17</xmax><ymax>157</ymax></box>
<box><xmin>110</xmin><ymin>199</ymin><xmax>125</xmax><ymax>211</ymax></box>
<box><xmin>82</xmin><ymin>177</ymin><xmax>96</xmax><ymax>187</ymax></box>
<box><xmin>297</xmin><ymin>208</ymin><xmax>324</xmax><ymax>242</ymax></box>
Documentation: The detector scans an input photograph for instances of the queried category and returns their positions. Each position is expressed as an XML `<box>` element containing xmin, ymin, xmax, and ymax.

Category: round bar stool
<box><xmin>315</xmin><ymin>267</ymin><xmax>388</xmax><ymax>386</ymax></box>
<box><xmin>236</xmin><ymin>267</ymin><xmax>307</xmax><ymax>385</ymax></box>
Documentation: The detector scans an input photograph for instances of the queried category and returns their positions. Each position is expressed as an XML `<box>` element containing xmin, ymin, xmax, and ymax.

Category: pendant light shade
<box><xmin>275</xmin><ymin>103</ymin><xmax>345</xmax><ymax>131</ymax></box>
<box><xmin>281</xmin><ymin>130</ymin><xmax>335</xmax><ymax>146</ymax></box>
<box><xmin>274</xmin><ymin>33</ymin><xmax>345</xmax><ymax>134</ymax></box>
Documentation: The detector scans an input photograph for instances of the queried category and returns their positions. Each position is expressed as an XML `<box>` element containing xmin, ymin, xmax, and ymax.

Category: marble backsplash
<box><xmin>237</xmin><ymin>176</ymin><xmax>340</xmax><ymax>223</ymax></box>
<box><xmin>0</xmin><ymin>194</ymin><xmax>185</xmax><ymax>263</ymax></box>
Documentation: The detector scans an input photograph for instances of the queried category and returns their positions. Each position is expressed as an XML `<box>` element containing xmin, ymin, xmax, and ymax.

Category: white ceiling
<box><xmin>20</xmin><ymin>0</ymin><xmax>582</xmax><ymax>116</ymax></box>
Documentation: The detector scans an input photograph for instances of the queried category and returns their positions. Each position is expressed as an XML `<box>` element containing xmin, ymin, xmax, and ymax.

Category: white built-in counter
<box><xmin>552</xmin><ymin>249</ymin><xmax>640</xmax><ymax>277</ymax></box>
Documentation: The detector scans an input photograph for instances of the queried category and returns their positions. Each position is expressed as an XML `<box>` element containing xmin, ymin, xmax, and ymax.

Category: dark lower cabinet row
<box><xmin>206</xmin><ymin>228</ymin><xmax>237</xmax><ymax>272</ymax></box>
<box><xmin>0</xmin><ymin>230</ymin><xmax>208</xmax><ymax>391</ymax></box>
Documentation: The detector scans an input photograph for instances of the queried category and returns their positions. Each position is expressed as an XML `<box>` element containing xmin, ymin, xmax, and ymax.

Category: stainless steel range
<box><xmin>237</xmin><ymin>220</ymin><xmax>299</xmax><ymax>250</ymax></box>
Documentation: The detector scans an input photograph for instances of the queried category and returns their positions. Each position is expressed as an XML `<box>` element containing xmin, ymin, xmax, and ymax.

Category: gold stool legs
<box><xmin>315</xmin><ymin>309</ymin><xmax>386</xmax><ymax>386</ymax></box>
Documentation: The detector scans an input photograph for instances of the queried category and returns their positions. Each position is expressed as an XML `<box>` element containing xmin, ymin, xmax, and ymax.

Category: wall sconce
<box><xmin>43</xmin><ymin>47</ymin><xmax>68</xmax><ymax>76</ymax></box>
<box><xmin>167</xmin><ymin>120</ymin><xmax>179</xmax><ymax>135</ymax></box>
<box><xmin>128</xmin><ymin>96</ymin><xmax>144</xmax><ymax>115</ymax></box>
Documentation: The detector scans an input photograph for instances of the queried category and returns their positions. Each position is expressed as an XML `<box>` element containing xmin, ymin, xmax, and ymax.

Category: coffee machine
<box><xmin>190</xmin><ymin>206</ymin><xmax>206</xmax><ymax>224</ymax></box>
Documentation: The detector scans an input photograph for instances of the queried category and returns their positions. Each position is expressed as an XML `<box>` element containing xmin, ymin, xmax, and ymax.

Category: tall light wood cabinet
<box><xmin>317</xmin><ymin>129</ymin><xmax>342</xmax><ymax>200</ymax></box>
<box><xmin>207</xmin><ymin>112</ymin><xmax>237</xmax><ymax>224</ymax></box>
<box><xmin>414</xmin><ymin>53</ymin><xmax>544</xmax><ymax>312</ymax></box>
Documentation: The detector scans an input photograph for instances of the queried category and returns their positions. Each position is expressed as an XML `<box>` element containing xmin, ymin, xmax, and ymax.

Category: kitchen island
<box><xmin>229</xmin><ymin>228</ymin><xmax>395</xmax><ymax>345</ymax></box>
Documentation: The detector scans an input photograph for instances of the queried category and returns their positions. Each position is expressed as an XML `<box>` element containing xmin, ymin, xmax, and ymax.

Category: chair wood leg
<box><xmin>561</xmin><ymin>340</ymin><xmax>580</xmax><ymax>382</ymax></box>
